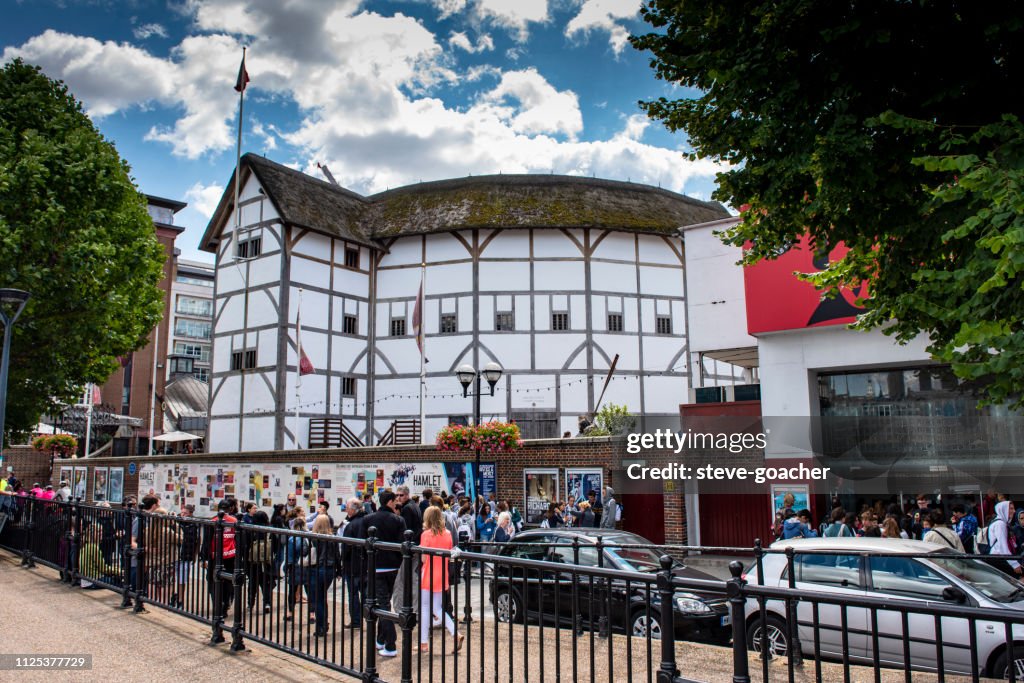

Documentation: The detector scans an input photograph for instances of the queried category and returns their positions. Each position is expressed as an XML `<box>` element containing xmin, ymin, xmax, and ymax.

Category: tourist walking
<box><xmin>358</xmin><ymin>491</ymin><xmax>406</xmax><ymax>657</ymax></box>
<box><xmin>418</xmin><ymin>507</ymin><xmax>463</xmax><ymax>653</ymax></box>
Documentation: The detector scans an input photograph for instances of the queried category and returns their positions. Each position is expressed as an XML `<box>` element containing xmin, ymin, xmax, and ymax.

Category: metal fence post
<box><xmin>656</xmin><ymin>555</ymin><xmax>679</xmax><ymax>683</ymax></box>
<box><xmin>119</xmin><ymin>503</ymin><xmax>134</xmax><ymax>608</ymax></box>
<box><xmin>727</xmin><ymin>561</ymin><xmax>751</xmax><ymax>683</ymax></box>
<box><xmin>399</xmin><ymin>529</ymin><xmax>416</xmax><ymax>683</ymax></box>
<box><xmin>20</xmin><ymin>497</ymin><xmax>35</xmax><ymax>568</ymax></box>
<box><xmin>133</xmin><ymin>509</ymin><xmax>146</xmax><ymax>613</ymax></box>
<box><xmin>596</xmin><ymin>535</ymin><xmax>609</xmax><ymax>638</ymax></box>
<box><xmin>459</xmin><ymin>529</ymin><xmax>473</xmax><ymax>623</ymax></box>
<box><xmin>67</xmin><ymin>498</ymin><xmax>81</xmax><ymax>585</ymax></box>
<box><xmin>210</xmin><ymin>511</ymin><xmax>226</xmax><ymax>644</ymax></box>
<box><xmin>572</xmin><ymin>536</ymin><xmax>583</xmax><ymax>635</ymax></box>
<box><xmin>363</xmin><ymin>526</ymin><xmax>379</xmax><ymax>682</ymax></box>
<box><xmin>785</xmin><ymin>546</ymin><xmax>803</xmax><ymax>665</ymax></box>
<box><xmin>230</xmin><ymin>525</ymin><xmax>246</xmax><ymax>652</ymax></box>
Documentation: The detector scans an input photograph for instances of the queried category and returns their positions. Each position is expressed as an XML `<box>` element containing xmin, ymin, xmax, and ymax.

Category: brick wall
<box><xmin>43</xmin><ymin>437</ymin><xmax>687</xmax><ymax>543</ymax></box>
<box><xmin>2</xmin><ymin>446</ymin><xmax>55</xmax><ymax>489</ymax></box>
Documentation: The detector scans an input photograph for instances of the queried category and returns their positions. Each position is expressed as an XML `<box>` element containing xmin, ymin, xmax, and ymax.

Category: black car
<box><xmin>487</xmin><ymin>529</ymin><xmax>730</xmax><ymax>643</ymax></box>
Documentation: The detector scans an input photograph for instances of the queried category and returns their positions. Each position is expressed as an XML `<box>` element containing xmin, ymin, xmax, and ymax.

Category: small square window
<box><xmin>608</xmin><ymin>313</ymin><xmax>623</xmax><ymax>332</ymax></box>
<box><xmin>342</xmin><ymin>377</ymin><xmax>357</xmax><ymax>397</ymax></box>
<box><xmin>237</xmin><ymin>234</ymin><xmax>262</xmax><ymax>259</ymax></box>
<box><xmin>655</xmin><ymin>315</ymin><xmax>672</xmax><ymax>335</ymax></box>
<box><xmin>343</xmin><ymin>314</ymin><xmax>358</xmax><ymax>335</ymax></box>
<box><xmin>244</xmin><ymin>349</ymin><xmax>257</xmax><ymax>369</ymax></box>
<box><xmin>551</xmin><ymin>312</ymin><xmax>569</xmax><ymax>331</ymax></box>
<box><xmin>390</xmin><ymin>318</ymin><xmax>407</xmax><ymax>336</ymax></box>
<box><xmin>230</xmin><ymin>351</ymin><xmax>243</xmax><ymax>371</ymax></box>
<box><xmin>448</xmin><ymin>415</ymin><xmax>469</xmax><ymax>427</ymax></box>
<box><xmin>440</xmin><ymin>314</ymin><xmax>457</xmax><ymax>334</ymax></box>
<box><xmin>344</xmin><ymin>247</ymin><xmax>360</xmax><ymax>269</ymax></box>
<box><xmin>495</xmin><ymin>312</ymin><xmax>514</xmax><ymax>331</ymax></box>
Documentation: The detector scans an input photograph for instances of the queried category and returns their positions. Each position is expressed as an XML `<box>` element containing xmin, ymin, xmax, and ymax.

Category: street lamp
<box><xmin>0</xmin><ymin>289</ymin><xmax>31</xmax><ymax>466</ymax></box>
<box><xmin>455</xmin><ymin>361</ymin><xmax>503</xmax><ymax>511</ymax></box>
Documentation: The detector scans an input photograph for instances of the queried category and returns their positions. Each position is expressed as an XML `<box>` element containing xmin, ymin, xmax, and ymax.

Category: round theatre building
<box><xmin>200</xmin><ymin>154</ymin><xmax>734</xmax><ymax>452</ymax></box>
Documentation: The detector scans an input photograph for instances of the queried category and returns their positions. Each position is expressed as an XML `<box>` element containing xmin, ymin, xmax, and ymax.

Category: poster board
<box><xmin>524</xmin><ymin>468</ymin><xmax>559</xmax><ymax>524</ymax></box>
<box><xmin>59</xmin><ymin>466</ymin><xmax>73</xmax><ymax>489</ymax></box>
<box><xmin>93</xmin><ymin>467</ymin><xmax>108</xmax><ymax>502</ymax></box>
<box><xmin>73</xmin><ymin>466</ymin><xmax>88</xmax><ymax>501</ymax></box>
<box><xmin>771</xmin><ymin>483</ymin><xmax>810</xmax><ymax>522</ymax></box>
<box><xmin>108</xmin><ymin>468</ymin><xmax>124</xmax><ymax>504</ymax></box>
<box><xmin>565</xmin><ymin>468</ymin><xmax>603</xmax><ymax>506</ymax></box>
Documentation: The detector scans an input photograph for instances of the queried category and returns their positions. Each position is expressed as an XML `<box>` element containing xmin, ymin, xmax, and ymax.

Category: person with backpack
<box><xmin>601</xmin><ymin>486</ymin><xmax>619</xmax><ymax>529</ymax></box>
<box><xmin>246</xmin><ymin>510</ymin><xmax>276</xmax><ymax>614</ymax></box>
<box><xmin>985</xmin><ymin>501</ymin><xmax>1020</xmax><ymax>577</ymax></box>
<box><xmin>822</xmin><ymin>508</ymin><xmax>854</xmax><ymax>537</ymax></box>
<box><xmin>923</xmin><ymin>509</ymin><xmax>964</xmax><ymax>551</ymax></box>
<box><xmin>284</xmin><ymin>510</ymin><xmax>312</xmax><ymax>622</ymax></box>
<box><xmin>308</xmin><ymin>514</ymin><xmax>341</xmax><ymax>637</ymax></box>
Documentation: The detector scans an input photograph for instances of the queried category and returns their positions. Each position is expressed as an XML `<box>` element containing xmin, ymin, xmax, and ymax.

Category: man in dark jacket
<box><xmin>392</xmin><ymin>485</ymin><xmax>422</xmax><ymax>614</ymax></box>
<box><xmin>340</xmin><ymin>497</ymin><xmax>367</xmax><ymax>628</ymax></box>
<box><xmin>357</xmin><ymin>491</ymin><xmax>406</xmax><ymax>657</ymax></box>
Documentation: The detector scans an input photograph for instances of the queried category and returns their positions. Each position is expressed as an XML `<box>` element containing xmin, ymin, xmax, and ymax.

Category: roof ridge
<box><xmin>242</xmin><ymin>153</ymin><xmax>370</xmax><ymax>204</ymax></box>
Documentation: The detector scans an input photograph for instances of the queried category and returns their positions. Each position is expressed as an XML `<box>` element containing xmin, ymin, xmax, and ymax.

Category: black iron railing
<box><xmin>3</xmin><ymin>495</ymin><xmax>1024</xmax><ymax>683</ymax></box>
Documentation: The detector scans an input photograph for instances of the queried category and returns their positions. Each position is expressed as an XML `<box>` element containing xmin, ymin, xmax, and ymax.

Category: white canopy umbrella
<box><xmin>152</xmin><ymin>430</ymin><xmax>202</xmax><ymax>442</ymax></box>
<box><xmin>33</xmin><ymin>423</ymin><xmax>72</xmax><ymax>435</ymax></box>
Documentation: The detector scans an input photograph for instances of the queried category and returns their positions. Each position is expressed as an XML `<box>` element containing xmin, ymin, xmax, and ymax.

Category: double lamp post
<box><xmin>455</xmin><ymin>361</ymin><xmax>502</xmax><ymax>509</ymax></box>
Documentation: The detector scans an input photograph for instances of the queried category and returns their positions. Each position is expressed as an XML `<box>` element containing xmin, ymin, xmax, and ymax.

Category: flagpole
<box><xmin>83</xmin><ymin>384</ymin><xmax>93</xmax><ymax>458</ymax></box>
<box><xmin>295</xmin><ymin>288</ymin><xmax>302</xmax><ymax>449</ymax></box>
<box><xmin>234</xmin><ymin>46</ymin><xmax>246</xmax><ymax>234</ymax></box>
<box><xmin>419</xmin><ymin>262</ymin><xmax>426</xmax><ymax>444</ymax></box>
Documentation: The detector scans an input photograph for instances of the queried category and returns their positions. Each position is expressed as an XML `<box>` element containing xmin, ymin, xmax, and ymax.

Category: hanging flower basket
<box><xmin>32</xmin><ymin>433</ymin><xmax>78</xmax><ymax>457</ymax></box>
<box><xmin>436</xmin><ymin>421</ymin><xmax>523</xmax><ymax>453</ymax></box>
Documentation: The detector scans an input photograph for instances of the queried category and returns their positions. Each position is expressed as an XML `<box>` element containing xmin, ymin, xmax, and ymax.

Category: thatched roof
<box><xmin>200</xmin><ymin>155</ymin><xmax>728</xmax><ymax>252</ymax></box>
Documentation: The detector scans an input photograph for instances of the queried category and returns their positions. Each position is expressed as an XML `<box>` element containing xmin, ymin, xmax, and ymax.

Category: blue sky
<box><xmin>3</xmin><ymin>0</ymin><xmax>728</xmax><ymax>261</ymax></box>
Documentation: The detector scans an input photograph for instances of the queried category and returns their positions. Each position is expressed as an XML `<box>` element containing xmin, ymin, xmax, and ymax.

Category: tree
<box><xmin>632</xmin><ymin>2</ymin><xmax>1024</xmax><ymax>406</ymax></box>
<box><xmin>0</xmin><ymin>59</ymin><xmax>166</xmax><ymax>440</ymax></box>
<box><xmin>587</xmin><ymin>403</ymin><xmax>635</xmax><ymax>436</ymax></box>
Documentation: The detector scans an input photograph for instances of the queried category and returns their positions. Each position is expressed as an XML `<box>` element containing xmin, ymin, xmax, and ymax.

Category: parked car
<box><xmin>744</xmin><ymin>537</ymin><xmax>1024</xmax><ymax>678</ymax></box>
<box><xmin>488</xmin><ymin>529</ymin><xmax>730</xmax><ymax>643</ymax></box>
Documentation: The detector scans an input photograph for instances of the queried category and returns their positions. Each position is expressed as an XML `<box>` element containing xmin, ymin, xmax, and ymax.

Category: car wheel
<box><xmin>493</xmin><ymin>588</ymin><xmax>523</xmax><ymax>624</ymax></box>
<box><xmin>630</xmin><ymin>609</ymin><xmax>662</xmax><ymax>640</ymax></box>
<box><xmin>992</xmin><ymin>649</ymin><xmax>1024</xmax><ymax>680</ymax></box>
<box><xmin>746</xmin><ymin>615</ymin><xmax>789</xmax><ymax>659</ymax></box>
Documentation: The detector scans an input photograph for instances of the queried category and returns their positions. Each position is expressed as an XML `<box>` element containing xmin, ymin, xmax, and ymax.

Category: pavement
<box><xmin>0</xmin><ymin>550</ymin><xmax>989</xmax><ymax>683</ymax></box>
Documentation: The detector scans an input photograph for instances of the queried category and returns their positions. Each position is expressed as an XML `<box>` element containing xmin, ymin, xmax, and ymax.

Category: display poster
<box><xmin>771</xmin><ymin>484</ymin><xmax>810</xmax><ymax>522</ymax></box>
<box><xmin>524</xmin><ymin>468</ymin><xmax>559</xmax><ymax>524</ymax></box>
<box><xmin>73</xmin><ymin>467</ymin><xmax>88</xmax><ymax>501</ymax></box>
<box><xmin>59</xmin><ymin>466</ymin><xmax>73</xmax><ymax>489</ymax></box>
<box><xmin>108</xmin><ymin>468</ymin><xmax>124</xmax><ymax>504</ymax></box>
<box><xmin>93</xmin><ymin>467</ymin><xmax>108</xmax><ymax>502</ymax></box>
<box><xmin>565</xmin><ymin>468</ymin><xmax>603</xmax><ymax>506</ymax></box>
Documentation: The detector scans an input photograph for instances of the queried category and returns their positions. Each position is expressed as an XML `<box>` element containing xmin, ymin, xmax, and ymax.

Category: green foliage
<box><xmin>590</xmin><ymin>403</ymin><xmax>634</xmax><ymax>436</ymax></box>
<box><xmin>632</xmin><ymin>2</ymin><xmax>1024</xmax><ymax>406</ymax></box>
<box><xmin>31</xmin><ymin>433</ymin><xmax>78</xmax><ymax>455</ymax></box>
<box><xmin>0</xmin><ymin>59</ymin><xmax>166</xmax><ymax>439</ymax></box>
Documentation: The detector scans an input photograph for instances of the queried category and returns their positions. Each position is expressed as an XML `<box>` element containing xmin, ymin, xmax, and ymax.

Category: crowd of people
<box><xmin>772</xmin><ymin>492</ymin><xmax>1024</xmax><ymax>577</ymax></box>
<box><xmin>535</xmin><ymin>486</ymin><xmax>619</xmax><ymax>531</ymax></box>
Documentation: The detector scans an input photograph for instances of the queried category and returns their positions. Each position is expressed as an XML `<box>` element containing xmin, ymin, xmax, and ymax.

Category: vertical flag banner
<box><xmin>234</xmin><ymin>50</ymin><xmax>250</xmax><ymax>93</ymax></box>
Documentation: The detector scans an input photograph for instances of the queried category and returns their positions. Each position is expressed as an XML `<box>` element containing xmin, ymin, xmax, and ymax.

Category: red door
<box><xmin>698</xmin><ymin>493</ymin><xmax>767</xmax><ymax>548</ymax></box>
<box><xmin>619</xmin><ymin>493</ymin><xmax>665</xmax><ymax>544</ymax></box>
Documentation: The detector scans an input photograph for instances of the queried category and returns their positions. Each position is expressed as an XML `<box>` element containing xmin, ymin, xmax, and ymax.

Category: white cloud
<box><xmin>184</xmin><ymin>181</ymin><xmax>225</xmax><ymax>218</ymax></box>
<box><xmin>132</xmin><ymin>23</ymin><xmax>168</xmax><ymax>40</ymax></box>
<box><xmin>476</xmin><ymin>0</ymin><xmax>549</xmax><ymax>41</ymax></box>
<box><xmin>449</xmin><ymin>31</ymin><xmax>494</xmax><ymax>54</ymax></box>
<box><xmin>475</xmin><ymin>68</ymin><xmax>582</xmax><ymax>138</ymax></box>
<box><xmin>615</xmin><ymin>113</ymin><xmax>649</xmax><ymax>141</ymax></box>
<box><xmin>565</xmin><ymin>0</ymin><xmax>640</xmax><ymax>55</ymax></box>
<box><xmin>2</xmin><ymin>30</ymin><xmax>176</xmax><ymax>118</ymax></box>
<box><xmin>430</xmin><ymin>0</ymin><xmax>467</xmax><ymax>20</ymax></box>
<box><xmin>251</xmin><ymin>119</ymin><xmax>278</xmax><ymax>151</ymax></box>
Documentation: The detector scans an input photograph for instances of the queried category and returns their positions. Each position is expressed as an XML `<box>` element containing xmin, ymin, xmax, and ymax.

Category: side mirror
<box><xmin>942</xmin><ymin>586</ymin><xmax>967</xmax><ymax>604</ymax></box>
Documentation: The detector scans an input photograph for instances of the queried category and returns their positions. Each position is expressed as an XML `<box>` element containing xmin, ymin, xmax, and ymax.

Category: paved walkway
<box><xmin>0</xmin><ymin>551</ymin><xmax>985</xmax><ymax>683</ymax></box>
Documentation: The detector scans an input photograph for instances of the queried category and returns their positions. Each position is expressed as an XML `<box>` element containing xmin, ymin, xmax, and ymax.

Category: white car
<box><xmin>743</xmin><ymin>537</ymin><xmax>1024</xmax><ymax>678</ymax></box>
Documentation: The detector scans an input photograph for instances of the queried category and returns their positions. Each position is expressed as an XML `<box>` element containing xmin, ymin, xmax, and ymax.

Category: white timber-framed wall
<box><xmin>204</xmin><ymin>157</ymin><xmax>736</xmax><ymax>452</ymax></box>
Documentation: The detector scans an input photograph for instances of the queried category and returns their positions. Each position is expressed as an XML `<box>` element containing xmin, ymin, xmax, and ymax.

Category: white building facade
<box><xmin>167</xmin><ymin>259</ymin><xmax>215</xmax><ymax>383</ymax></box>
<box><xmin>200</xmin><ymin>155</ymin><xmax>731</xmax><ymax>452</ymax></box>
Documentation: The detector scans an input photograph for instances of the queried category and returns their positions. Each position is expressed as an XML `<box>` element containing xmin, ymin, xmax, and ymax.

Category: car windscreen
<box><xmin>606</xmin><ymin>546</ymin><xmax>665</xmax><ymax>573</ymax></box>
<box><xmin>929</xmin><ymin>557</ymin><xmax>1024</xmax><ymax>603</ymax></box>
